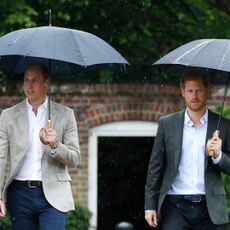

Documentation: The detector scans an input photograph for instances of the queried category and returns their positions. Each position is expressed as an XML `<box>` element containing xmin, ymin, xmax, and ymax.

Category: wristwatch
<box><xmin>50</xmin><ymin>141</ymin><xmax>59</xmax><ymax>155</ymax></box>
<box><xmin>50</xmin><ymin>148</ymin><xmax>57</xmax><ymax>155</ymax></box>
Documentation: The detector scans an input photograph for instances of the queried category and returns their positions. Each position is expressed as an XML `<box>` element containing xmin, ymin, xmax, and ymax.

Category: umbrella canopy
<box><xmin>154</xmin><ymin>39</ymin><xmax>230</xmax><ymax>84</ymax></box>
<box><xmin>0</xmin><ymin>26</ymin><xmax>129</xmax><ymax>74</ymax></box>
<box><xmin>154</xmin><ymin>39</ymin><xmax>230</xmax><ymax>72</ymax></box>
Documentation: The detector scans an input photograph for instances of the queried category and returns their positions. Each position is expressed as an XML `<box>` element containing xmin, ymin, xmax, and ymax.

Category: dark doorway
<box><xmin>97</xmin><ymin>136</ymin><xmax>154</xmax><ymax>230</ymax></box>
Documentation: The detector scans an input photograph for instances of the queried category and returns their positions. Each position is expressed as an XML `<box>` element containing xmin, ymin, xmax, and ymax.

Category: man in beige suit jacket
<box><xmin>0</xmin><ymin>64</ymin><xmax>80</xmax><ymax>229</ymax></box>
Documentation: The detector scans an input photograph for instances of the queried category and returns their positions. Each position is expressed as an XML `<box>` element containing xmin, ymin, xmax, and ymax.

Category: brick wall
<box><xmin>0</xmin><ymin>83</ymin><xmax>229</xmax><ymax>208</ymax></box>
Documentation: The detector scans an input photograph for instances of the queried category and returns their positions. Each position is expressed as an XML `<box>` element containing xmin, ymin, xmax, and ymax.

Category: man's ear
<box><xmin>180</xmin><ymin>87</ymin><xmax>185</xmax><ymax>98</ymax></box>
<box><xmin>45</xmin><ymin>79</ymin><xmax>50</xmax><ymax>89</ymax></box>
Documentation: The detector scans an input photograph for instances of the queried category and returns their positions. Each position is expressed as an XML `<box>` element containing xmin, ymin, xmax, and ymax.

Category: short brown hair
<box><xmin>180</xmin><ymin>69</ymin><xmax>211</xmax><ymax>89</ymax></box>
<box><xmin>25</xmin><ymin>63</ymin><xmax>50</xmax><ymax>80</ymax></box>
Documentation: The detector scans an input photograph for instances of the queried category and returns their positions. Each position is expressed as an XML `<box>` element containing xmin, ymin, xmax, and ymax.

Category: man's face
<box><xmin>23</xmin><ymin>65</ymin><xmax>49</xmax><ymax>104</ymax></box>
<box><xmin>181</xmin><ymin>78</ymin><xmax>210</xmax><ymax>112</ymax></box>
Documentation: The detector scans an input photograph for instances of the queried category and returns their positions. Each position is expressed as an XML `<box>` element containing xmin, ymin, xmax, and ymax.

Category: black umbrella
<box><xmin>154</xmin><ymin>39</ymin><xmax>230</xmax><ymax>72</ymax></box>
<box><xmin>153</xmin><ymin>38</ymin><xmax>230</xmax><ymax>155</ymax></box>
<box><xmin>0</xmin><ymin>26</ymin><xmax>128</xmax><ymax>74</ymax></box>
<box><xmin>154</xmin><ymin>39</ymin><xmax>230</xmax><ymax>84</ymax></box>
<box><xmin>0</xmin><ymin>25</ymin><xmax>129</xmax><ymax>144</ymax></box>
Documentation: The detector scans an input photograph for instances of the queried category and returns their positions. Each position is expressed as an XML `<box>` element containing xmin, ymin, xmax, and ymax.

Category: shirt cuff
<box><xmin>145</xmin><ymin>210</ymin><xmax>155</xmax><ymax>213</ymax></box>
<box><xmin>212</xmin><ymin>151</ymin><xmax>222</xmax><ymax>164</ymax></box>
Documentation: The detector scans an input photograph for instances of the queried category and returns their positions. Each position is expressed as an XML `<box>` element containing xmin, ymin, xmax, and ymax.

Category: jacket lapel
<box><xmin>205</xmin><ymin>110</ymin><xmax>218</xmax><ymax>167</ymax></box>
<box><xmin>50</xmin><ymin>101</ymin><xmax>57</xmax><ymax>129</ymax></box>
<box><xmin>173</xmin><ymin>110</ymin><xmax>185</xmax><ymax>169</ymax></box>
<box><xmin>16</xmin><ymin>100</ymin><xmax>29</xmax><ymax>145</ymax></box>
<box><xmin>173</xmin><ymin>109</ymin><xmax>217</xmax><ymax>169</ymax></box>
<box><xmin>206</xmin><ymin>110</ymin><xmax>218</xmax><ymax>142</ymax></box>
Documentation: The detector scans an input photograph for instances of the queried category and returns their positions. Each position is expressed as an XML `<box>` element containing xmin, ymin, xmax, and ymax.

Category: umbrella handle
<box><xmin>206</xmin><ymin>130</ymin><xmax>220</xmax><ymax>156</ymax></box>
<box><xmin>39</xmin><ymin>119</ymin><xmax>52</xmax><ymax>145</ymax></box>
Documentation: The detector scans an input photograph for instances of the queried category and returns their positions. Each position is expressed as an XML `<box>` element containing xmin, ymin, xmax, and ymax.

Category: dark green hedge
<box><xmin>0</xmin><ymin>212</ymin><xmax>11</xmax><ymax>230</ymax></box>
<box><xmin>65</xmin><ymin>205</ymin><xmax>92</xmax><ymax>230</ymax></box>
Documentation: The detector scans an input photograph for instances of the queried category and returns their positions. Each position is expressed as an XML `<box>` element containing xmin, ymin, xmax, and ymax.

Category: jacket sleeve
<box><xmin>217</xmin><ymin>118</ymin><xmax>230</xmax><ymax>175</ymax></box>
<box><xmin>0</xmin><ymin>110</ymin><xmax>9</xmax><ymax>199</ymax></box>
<box><xmin>144</xmin><ymin>118</ymin><xmax>166</xmax><ymax>211</ymax></box>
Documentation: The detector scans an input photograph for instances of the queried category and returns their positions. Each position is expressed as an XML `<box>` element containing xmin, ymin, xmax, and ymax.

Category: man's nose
<box><xmin>26</xmin><ymin>80</ymin><xmax>34</xmax><ymax>86</ymax></box>
<box><xmin>192</xmin><ymin>91</ymin><xmax>198</xmax><ymax>98</ymax></box>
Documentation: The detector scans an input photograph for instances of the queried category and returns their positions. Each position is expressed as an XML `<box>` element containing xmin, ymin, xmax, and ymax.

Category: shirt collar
<box><xmin>184</xmin><ymin>109</ymin><xmax>208</xmax><ymax>127</ymax></box>
<box><xmin>26</xmin><ymin>96</ymin><xmax>48</xmax><ymax>111</ymax></box>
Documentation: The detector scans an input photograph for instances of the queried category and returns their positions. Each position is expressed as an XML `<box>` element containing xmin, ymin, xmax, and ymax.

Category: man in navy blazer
<box><xmin>145</xmin><ymin>70</ymin><xmax>230</xmax><ymax>229</ymax></box>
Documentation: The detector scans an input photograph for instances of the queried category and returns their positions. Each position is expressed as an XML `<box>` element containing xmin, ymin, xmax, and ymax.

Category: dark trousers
<box><xmin>7</xmin><ymin>180</ymin><xmax>66</xmax><ymax>230</ymax></box>
<box><xmin>160</xmin><ymin>196</ymin><xmax>228</xmax><ymax>230</ymax></box>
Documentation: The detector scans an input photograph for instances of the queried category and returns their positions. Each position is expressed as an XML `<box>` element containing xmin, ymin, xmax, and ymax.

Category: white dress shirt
<box><xmin>168</xmin><ymin>110</ymin><xmax>208</xmax><ymax>195</ymax></box>
<box><xmin>15</xmin><ymin>97</ymin><xmax>48</xmax><ymax>181</ymax></box>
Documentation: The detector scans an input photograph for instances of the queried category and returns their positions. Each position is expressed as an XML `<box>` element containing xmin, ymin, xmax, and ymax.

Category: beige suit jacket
<box><xmin>0</xmin><ymin>99</ymin><xmax>80</xmax><ymax>212</ymax></box>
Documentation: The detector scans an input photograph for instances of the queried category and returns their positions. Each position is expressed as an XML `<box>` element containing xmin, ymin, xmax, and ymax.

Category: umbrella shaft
<box><xmin>216</xmin><ymin>74</ymin><xmax>230</xmax><ymax>130</ymax></box>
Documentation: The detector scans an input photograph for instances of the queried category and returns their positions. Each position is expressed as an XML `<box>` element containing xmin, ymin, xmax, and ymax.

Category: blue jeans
<box><xmin>7</xmin><ymin>180</ymin><xmax>66</xmax><ymax>230</ymax></box>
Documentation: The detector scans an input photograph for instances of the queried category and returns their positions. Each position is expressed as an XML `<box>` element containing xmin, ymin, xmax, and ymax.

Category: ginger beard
<box><xmin>181</xmin><ymin>79</ymin><xmax>210</xmax><ymax>113</ymax></box>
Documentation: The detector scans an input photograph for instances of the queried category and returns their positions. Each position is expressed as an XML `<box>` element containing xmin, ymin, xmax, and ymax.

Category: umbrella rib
<box><xmin>0</xmin><ymin>26</ymin><xmax>128</xmax><ymax>74</ymax></box>
<box><xmin>12</xmin><ymin>29</ymin><xmax>40</xmax><ymax>73</ymax></box>
<box><xmin>70</xmin><ymin>30</ymin><xmax>86</xmax><ymax>67</ymax></box>
<box><xmin>173</xmin><ymin>39</ymin><xmax>215</xmax><ymax>64</ymax></box>
<box><xmin>21</xmin><ymin>29</ymin><xmax>39</xmax><ymax>56</ymax></box>
<box><xmin>219</xmin><ymin>43</ymin><xmax>230</xmax><ymax>69</ymax></box>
